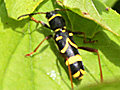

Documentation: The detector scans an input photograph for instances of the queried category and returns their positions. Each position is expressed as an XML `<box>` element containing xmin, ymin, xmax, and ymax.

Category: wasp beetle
<box><xmin>18</xmin><ymin>9</ymin><xmax>103</xmax><ymax>89</ymax></box>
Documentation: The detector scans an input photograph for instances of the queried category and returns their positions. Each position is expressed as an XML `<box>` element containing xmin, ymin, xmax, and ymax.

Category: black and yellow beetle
<box><xmin>18</xmin><ymin>9</ymin><xmax>103</xmax><ymax>89</ymax></box>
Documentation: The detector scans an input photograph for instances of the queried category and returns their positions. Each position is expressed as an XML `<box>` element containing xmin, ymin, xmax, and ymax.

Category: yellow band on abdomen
<box><xmin>66</xmin><ymin>54</ymin><xmax>82</xmax><ymax>65</ymax></box>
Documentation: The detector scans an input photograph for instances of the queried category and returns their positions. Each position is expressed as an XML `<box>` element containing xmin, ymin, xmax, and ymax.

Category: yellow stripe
<box><xmin>62</xmin><ymin>30</ymin><xmax>66</xmax><ymax>32</ymax></box>
<box><xmin>73</xmin><ymin>69</ymin><xmax>85</xmax><ymax>79</ymax></box>
<box><xmin>56</xmin><ymin>36</ymin><xmax>63</xmax><ymax>41</ymax></box>
<box><xmin>69</xmin><ymin>33</ymin><xmax>73</xmax><ymax>36</ymax></box>
<box><xmin>55</xmin><ymin>27</ymin><xmax>66</xmax><ymax>32</ymax></box>
<box><xmin>78</xmin><ymin>76</ymin><xmax>83</xmax><ymax>80</ymax></box>
<box><xmin>80</xmin><ymin>69</ymin><xmax>85</xmax><ymax>75</ymax></box>
<box><xmin>60</xmin><ymin>38</ymin><xmax>78</xmax><ymax>53</ymax></box>
<box><xmin>48</xmin><ymin>14</ymin><xmax>62</xmax><ymax>21</ymax></box>
<box><xmin>66</xmin><ymin>54</ymin><xmax>82</xmax><ymax>65</ymax></box>
<box><xmin>61</xmin><ymin>38</ymin><xmax>69</xmax><ymax>53</ymax></box>
<box><xmin>68</xmin><ymin>38</ymin><xmax>78</xmax><ymax>49</ymax></box>
<box><xmin>73</xmin><ymin>71</ymin><xmax>80</xmax><ymax>78</ymax></box>
<box><xmin>55</xmin><ymin>28</ymin><xmax>61</xmax><ymax>32</ymax></box>
<box><xmin>64</xmin><ymin>26</ymin><xmax>66</xmax><ymax>29</ymax></box>
<box><xmin>78</xmin><ymin>69</ymin><xmax>85</xmax><ymax>80</ymax></box>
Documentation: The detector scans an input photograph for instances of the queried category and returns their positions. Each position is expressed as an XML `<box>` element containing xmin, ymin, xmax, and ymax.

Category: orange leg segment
<box><xmin>25</xmin><ymin>35</ymin><xmax>53</xmax><ymax>57</ymax></box>
<box><xmin>78</xmin><ymin>47</ymin><xmax>103</xmax><ymax>82</ymax></box>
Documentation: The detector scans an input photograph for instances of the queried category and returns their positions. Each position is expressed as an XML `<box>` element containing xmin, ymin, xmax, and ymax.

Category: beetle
<box><xmin>18</xmin><ymin>9</ymin><xmax>103</xmax><ymax>89</ymax></box>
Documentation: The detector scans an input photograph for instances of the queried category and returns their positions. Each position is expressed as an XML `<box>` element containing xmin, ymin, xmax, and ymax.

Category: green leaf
<box><xmin>101</xmin><ymin>0</ymin><xmax>118</xmax><ymax>7</ymax></box>
<box><xmin>0</xmin><ymin>0</ymin><xmax>120</xmax><ymax>90</ymax></box>
<box><xmin>4</xmin><ymin>0</ymin><xmax>43</xmax><ymax>19</ymax></box>
<box><xmin>59</xmin><ymin>0</ymin><xmax>120</xmax><ymax>37</ymax></box>
<box><xmin>76</xmin><ymin>80</ymin><xmax>120</xmax><ymax>90</ymax></box>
